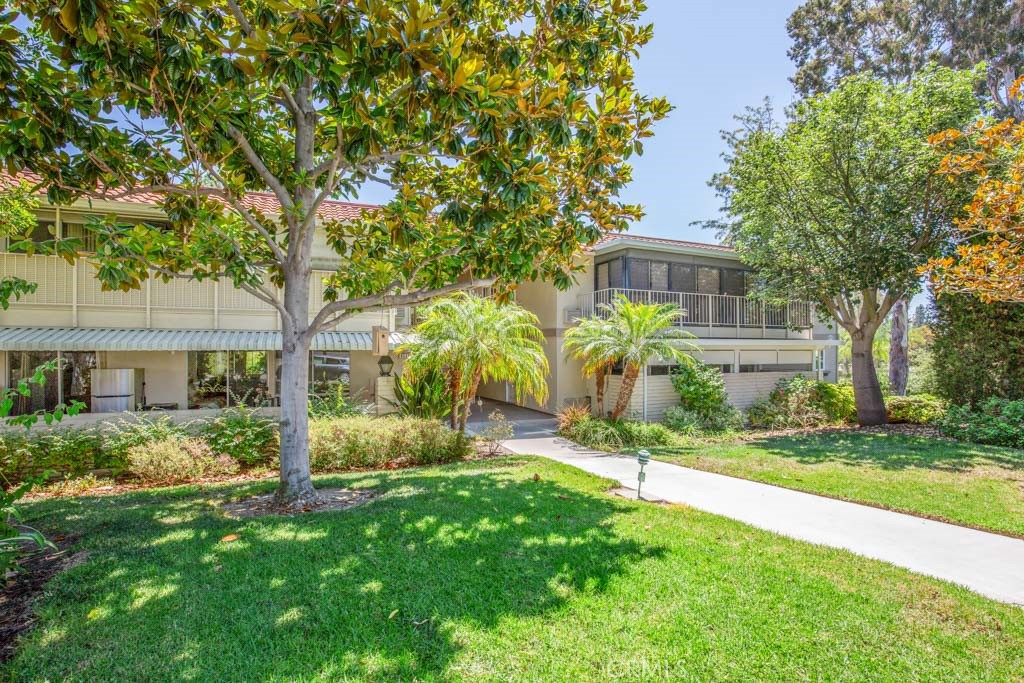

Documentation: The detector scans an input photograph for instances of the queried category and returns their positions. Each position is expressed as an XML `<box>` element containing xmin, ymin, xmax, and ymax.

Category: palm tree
<box><xmin>402</xmin><ymin>293</ymin><xmax>549</xmax><ymax>432</ymax></box>
<box><xmin>560</xmin><ymin>315</ymin><xmax>618</xmax><ymax>417</ymax></box>
<box><xmin>563</xmin><ymin>295</ymin><xmax>698</xmax><ymax>420</ymax></box>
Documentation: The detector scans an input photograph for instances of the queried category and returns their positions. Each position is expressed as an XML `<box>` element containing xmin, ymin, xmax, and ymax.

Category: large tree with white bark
<box><xmin>0</xmin><ymin>0</ymin><xmax>667</xmax><ymax>505</ymax></box>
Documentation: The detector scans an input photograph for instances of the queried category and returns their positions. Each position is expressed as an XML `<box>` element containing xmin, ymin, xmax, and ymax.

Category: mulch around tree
<box><xmin>221</xmin><ymin>487</ymin><xmax>379</xmax><ymax>519</ymax></box>
<box><xmin>1</xmin><ymin>538</ymin><xmax>87</xmax><ymax>663</ymax></box>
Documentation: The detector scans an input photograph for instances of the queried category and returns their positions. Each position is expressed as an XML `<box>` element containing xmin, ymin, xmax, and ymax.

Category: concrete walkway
<box><xmin>504</xmin><ymin>436</ymin><xmax>1024</xmax><ymax>606</ymax></box>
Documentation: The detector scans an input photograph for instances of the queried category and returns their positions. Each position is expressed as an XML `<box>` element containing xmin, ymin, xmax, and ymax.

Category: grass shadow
<box><xmin>729</xmin><ymin>432</ymin><xmax>1024</xmax><ymax>473</ymax></box>
<box><xmin>9</xmin><ymin>460</ymin><xmax>661</xmax><ymax>681</ymax></box>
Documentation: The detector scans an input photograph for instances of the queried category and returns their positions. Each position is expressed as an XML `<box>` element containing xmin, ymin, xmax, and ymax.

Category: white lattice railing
<box><xmin>576</xmin><ymin>288</ymin><xmax>813</xmax><ymax>333</ymax></box>
<box><xmin>0</xmin><ymin>253</ymin><xmax>344</xmax><ymax>317</ymax></box>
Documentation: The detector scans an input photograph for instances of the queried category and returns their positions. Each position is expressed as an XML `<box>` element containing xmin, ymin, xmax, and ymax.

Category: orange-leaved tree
<box><xmin>923</xmin><ymin>79</ymin><xmax>1024</xmax><ymax>302</ymax></box>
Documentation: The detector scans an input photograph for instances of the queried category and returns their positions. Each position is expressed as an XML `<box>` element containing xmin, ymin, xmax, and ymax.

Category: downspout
<box><xmin>642</xmin><ymin>363</ymin><xmax>648</xmax><ymax>422</ymax></box>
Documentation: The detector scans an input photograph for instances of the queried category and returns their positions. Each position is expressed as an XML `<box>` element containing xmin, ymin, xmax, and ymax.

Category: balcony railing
<box><xmin>576</xmin><ymin>288</ymin><xmax>813</xmax><ymax>333</ymax></box>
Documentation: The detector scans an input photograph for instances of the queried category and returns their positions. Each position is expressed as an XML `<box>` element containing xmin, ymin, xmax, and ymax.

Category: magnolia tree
<box><xmin>709</xmin><ymin>68</ymin><xmax>979</xmax><ymax>425</ymax></box>
<box><xmin>0</xmin><ymin>1</ymin><xmax>668</xmax><ymax>505</ymax></box>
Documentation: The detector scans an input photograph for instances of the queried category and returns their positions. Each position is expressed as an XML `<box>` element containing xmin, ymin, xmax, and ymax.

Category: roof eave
<box><xmin>593</xmin><ymin>237</ymin><xmax>740</xmax><ymax>261</ymax></box>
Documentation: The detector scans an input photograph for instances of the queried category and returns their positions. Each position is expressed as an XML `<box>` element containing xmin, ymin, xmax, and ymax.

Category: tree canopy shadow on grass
<box><xmin>719</xmin><ymin>432</ymin><xmax>1024</xmax><ymax>473</ymax></box>
<box><xmin>8</xmin><ymin>462</ymin><xmax>662</xmax><ymax>682</ymax></box>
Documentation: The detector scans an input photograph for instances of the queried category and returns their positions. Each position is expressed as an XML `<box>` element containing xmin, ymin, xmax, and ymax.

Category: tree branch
<box><xmin>307</xmin><ymin>277</ymin><xmax>497</xmax><ymax>336</ymax></box>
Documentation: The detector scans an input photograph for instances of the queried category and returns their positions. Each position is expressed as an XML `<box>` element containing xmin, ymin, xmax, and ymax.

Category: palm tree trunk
<box><xmin>449</xmin><ymin>369</ymin><xmax>461</xmax><ymax>431</ymax></box>
<box><xmin>595</xmin><ymin>363</ymin><xmax>607</xmax><ymax>417</ymax></box>
<box><xmin>458</xmin><ymin>367</ymin><xmax>482</xmax><ymax>433</ymax></box>
<box><xmin>610</xmin><ymin>363</ymin><xmax>640</xmax><ymax>420</ymax></box>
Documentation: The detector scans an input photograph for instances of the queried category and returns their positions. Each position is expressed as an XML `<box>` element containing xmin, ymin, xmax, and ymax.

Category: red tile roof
<box><xmin>0</xmin><ymin>172</ymin><xmax>377</xmax><ymax>221</ymax></box>
<box><xmin>3</xmin><ymin>174</ymin><xmax>733</xmax><ymax>251</ymax></box>
<box><xmin>593</xmin><ymin>231</ymin><xmax>735</xmax><ymax>253</ymax></box>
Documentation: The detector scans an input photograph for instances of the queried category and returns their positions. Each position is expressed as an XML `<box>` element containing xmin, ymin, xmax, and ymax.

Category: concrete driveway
<box><xmin>465</xmin><ymin>398</ymin><xmax>558</xmax><ymax>439</ymax></box>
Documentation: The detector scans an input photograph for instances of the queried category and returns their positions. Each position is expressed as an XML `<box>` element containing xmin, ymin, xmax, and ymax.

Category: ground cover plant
<box><xmin>4</xmin><ymin>458</ymin><xmax>1024</xmax><ymax>681</ymax></box>
<box><xmin>651</xmin><ymin>431</ymin><xmax>1024</xmax><ymax>536</ymax></box>
<box><xmin>556</xmin><ymin>406</ymin><xmax>678</xmax><ymax>452</ymax></box>
<box><xmin>939</xmin><ymin>399</ymin><xmax>1024</xmax><ymax>449</ymax></box>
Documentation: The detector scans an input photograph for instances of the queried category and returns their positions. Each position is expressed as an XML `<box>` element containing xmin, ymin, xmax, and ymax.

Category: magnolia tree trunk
<box><xmin>889</xmin><ymin>299</ymin><xmax>909</xmax><ymax>396</ymax></box>
<box><xmin>276</xmin><ymin>272</ymin><xmax>317</xmax><ymax>506</ymax></box>
<box><xmin>610</xmin><ymin>363</ymin><xmax>640</xmax><ymax>420</ymax></box>
<box><xmin>851</xmin><ymin>333</ymin><xmax>888</xmax><ymax>426</ymax></box>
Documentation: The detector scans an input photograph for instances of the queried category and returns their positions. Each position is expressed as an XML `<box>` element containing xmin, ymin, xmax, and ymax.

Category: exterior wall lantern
<box><xmin>636</xmin><ymin>449</ymin><xmax>650</xmax><ymax>500</ymax></box>
<box><xmin>377</xmin><ymin>355</ymin><xmax>394</xmax><ymax>377</ymax></box>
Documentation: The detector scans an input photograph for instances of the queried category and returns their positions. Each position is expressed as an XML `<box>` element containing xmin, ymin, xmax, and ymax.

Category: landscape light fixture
<box><xmin>377</xmin><ymin>355</ymin><xmax>394</xmax><ymax>377</ymax></box>
<box><xmin>636</xmin><ymin>449</ymin><xmax>651</xmax><ymax>500</ymax></box>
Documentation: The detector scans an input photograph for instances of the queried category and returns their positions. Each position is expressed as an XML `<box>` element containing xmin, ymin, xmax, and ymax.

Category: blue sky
<box><xmin>358</xmin><ymin>0</ymin><xmax>803</xmax><ymax>246</ymax></box>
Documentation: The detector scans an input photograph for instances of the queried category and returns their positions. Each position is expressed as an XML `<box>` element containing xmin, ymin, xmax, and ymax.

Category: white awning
<box><xmin>0</xmin><ymin>327</ymin><xmax>408</xmax><ymax>352</ymax></box>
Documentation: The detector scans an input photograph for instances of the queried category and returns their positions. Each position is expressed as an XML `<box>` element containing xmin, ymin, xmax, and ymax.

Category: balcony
<box><xmin>0</xmin><ymin>252</ymin><xmax>384</xmax><ymax>330</ymax></box>
<box><xmin>574</xmin><ymin>288</ymin><xmax>815</xmax><ymax>339</ymax></box>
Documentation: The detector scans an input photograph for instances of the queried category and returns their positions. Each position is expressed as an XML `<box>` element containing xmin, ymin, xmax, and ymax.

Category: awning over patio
<box><xmin>0</xmin><ymin>327</ymin><xmax>408</xmax><ymax>352</ymax></box>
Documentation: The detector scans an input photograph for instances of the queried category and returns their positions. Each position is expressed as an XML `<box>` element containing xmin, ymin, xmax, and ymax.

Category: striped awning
<box><xmin>0</xmin><ymin>327</ymin><xmax>407</xmax><ymax>352</ymax></box>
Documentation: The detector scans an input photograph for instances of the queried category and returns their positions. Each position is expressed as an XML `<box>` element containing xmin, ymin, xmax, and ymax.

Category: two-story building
<box><xmin>476</xmin><ymin>234</ymin><xmax>840</xmax><ymax>421</ymax></box>
<box><xmin>0</xmin><ymin>181</ymin><xmax>838</xmax><ymax>421</ymax></box>
<box><xmin>0</xmin><ymin>182</ymin><xmax>402</xmax><ymax>416</ymax></box>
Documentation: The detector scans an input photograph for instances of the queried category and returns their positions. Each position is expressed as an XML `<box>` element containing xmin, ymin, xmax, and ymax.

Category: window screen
<box><xmin>596</xmin><ymin>262</ymin><xmax>610</xmax><ymax>290</ymax></box>
<box><xmin>607</xmin><ymin>259</ymin><xmax>623</xmax><ymax>288</ymax></box>
<box><xmin>721</xmin><ymin>268</ymin><xmax>747</xmax><ymax>296</ymax></box>
<box><xmin>670</xmin><ymin>263</ymin><xmax>696</xmax><ymax>292</ymax></box>
<box><xmin>650</xmin><ymin>262</ymin><xmax>669</xmax><ymax>291</ymax></box>
<box><xmin>697</xmin><ymin>267</ymin><xmax>721</xmax><ymax>294</ymax></box>
<box><xmin>628</xmin><ymin>259</ymin><xmax>650</xmax><ymax>290</ymax></box>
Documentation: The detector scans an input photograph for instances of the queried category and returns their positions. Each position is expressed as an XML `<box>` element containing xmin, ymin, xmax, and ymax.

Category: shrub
<box><xmin>560</xmin><ymin>415</ymin><xmax>625</xmax><ymax>451</ymax></box>
<box><xmin>667</xmin><ymin>361</ymin><xmax>745</xmax><ymax>434</ymax></box>
<box><xmin>128</xmin><ymin>436</ymin><xmax>239</xmax><ymax>485</ymax></box>
<box><xmin>0</xmin><ymin>428</ymin><xmax>109</xmax><ymax>485</ymax></box>
<box><xmin>747</xmin><ymin>376</ymin><xmax>854</xmax><ymax>430</ymax></box>
<box><xmin>885</xmin><ymin>394</ymin><xmax>946</xmax><ymax>425</ymax></box>
<box><xmin>390</xmin><ymin>369</ymin><xmax>453</xmax><ymax>420</ymax></box>
<box><xmin>816</xmin><ymin>382</ymin><xmax>857</xmax><ymax>423</ymax></box>
<box><xmin>309</xmin><ymin>416</ymin><xmax>471</xmax><ymax>471</ymax></box>
<box><xmin>662</xmin><ymin>405</ymin><xmax>704</xmax><ymax>437</ymax></box>
<box><xmin>308</xmin><ymin>381</ymin><xmax>372</xmax><ymax>419</ymax></box>
<box><xmin>670</xmin><ymin>362</ymin><xmax>730</xmax><ymax>419</ymax></box>
<box><xmin>477</xmin><ymin>410</ymin><xmax>514</xmax><ymax>456</ymax></box>
<box><xmin>938</xmin><ymin>399</ymin><xmax>1024</xmax><ymax>449</ymax></box>
<box><xmin>930</xmin><ymin>294</ymin><xmax>1024</xmax><ymax>406</ymax></box>
<box><xmin>203</xmin><ymin>407</ymin><xmax>278</xmax><ymax>465</ymax></box>
<box><xmin>663</xmin><ymin>404</ymin><xmax>743</xmax><ymax>436</ymax></box>
<box><xmin>556</xmin><ymin>404</ymin><xmax>592</xmax><ymax>434</ymax></box>
<box><xmin>102</xmin><ymin>415</ymin><xmax>192</xmax><ymax>468</ymax></box>
<box><xmin>559</xmin><ymin>413</ymin><xmax>678</xmax><ymax>452</ymax></box>
<box><xmin>615</xmin><ymin>420</ymin><xmax>678</xmax><ymax>448</ymax></box>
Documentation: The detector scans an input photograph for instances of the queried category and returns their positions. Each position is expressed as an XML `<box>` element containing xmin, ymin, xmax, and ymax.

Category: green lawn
<box><xmin>7</xmin><ymin>456</ymin><xmax>1024</xmax><ymax>682</ymax></box>
<box><xmin>651</xmin><ymin>431</ymin><xmax>1024</xmax><ymax>537</ymax></box>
